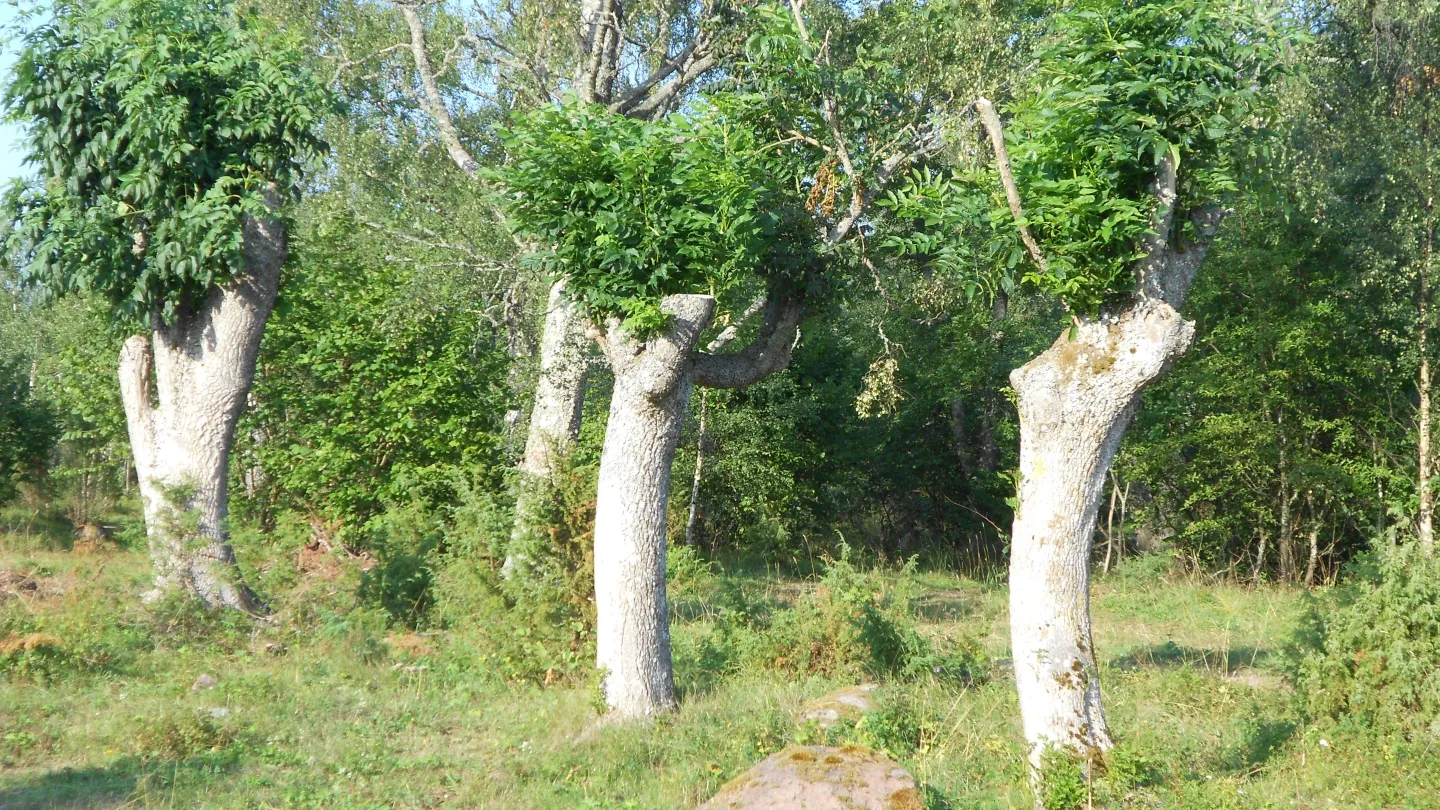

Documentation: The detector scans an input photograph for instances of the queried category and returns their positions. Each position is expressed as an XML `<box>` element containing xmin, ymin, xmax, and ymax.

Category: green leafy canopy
<box><xmin>2</xmin><ymin>0</ymin><xmax>334</xmax><ymax>324</ymax></box>
<box><xmin>884</xmin><ymin>0</ymin><xmax>1295</xmax><ymax>313</ymax></box>
<box><xmin>491</xmin><ymin>102</ymin><xmax>809</xmax><ymax>333</ymax></box>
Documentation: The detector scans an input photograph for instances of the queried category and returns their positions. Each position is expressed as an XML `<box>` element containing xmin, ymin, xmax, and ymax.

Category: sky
<box><xmin>0</xmin><ymin>2</ymin><xmax>29</xmax><ymax>187</ymax></box>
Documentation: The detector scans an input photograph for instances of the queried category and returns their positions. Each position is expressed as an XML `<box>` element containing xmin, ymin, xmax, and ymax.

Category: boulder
<box><xmin>700</xmin><ymin>745</ymin><xmax>921</xmax><ymax>810</ymax></box>
<box><xmin>797</xmin><ymin>684</ymin><xmax>878</xmax><ymax>729</ymax></box>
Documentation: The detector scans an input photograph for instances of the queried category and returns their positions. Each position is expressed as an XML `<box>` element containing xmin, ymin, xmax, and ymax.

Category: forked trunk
<box><xmin>592</xmin><ymin>295</ymin><xmax>716</xmax><ymax>718</ymax></box>
<box><xmin>591</xmin><ymin>291</ymin><xmax>801</xmax><ymax>719</ymax></box>
<box><xmin>508</xmin><ymin>280</ymin><xmax>592</xmax><ymax>580</ymax></box>
<box><xmin>1009</xmin><ymin>298</ymin><xmax>1195</xmax><ymax>768</ymax></box>
<box><xmin>1002</xmin><ymin>153</ymin><xmax>1219</xmax><ymax>782</ymax></box>
<box><xmin>118</xmin><ymin>198</ymin><xmax>284</xmax><ymax>611</ymax></box>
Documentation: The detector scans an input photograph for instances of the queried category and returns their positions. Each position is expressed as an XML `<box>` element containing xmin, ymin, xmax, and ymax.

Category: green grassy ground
<box><xmin>1</xmin><ymin>539</ymin><xmax>1436</xmax><ymax>810</ymax></box>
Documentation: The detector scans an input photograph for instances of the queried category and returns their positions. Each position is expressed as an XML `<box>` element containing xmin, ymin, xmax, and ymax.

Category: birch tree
<box><xmin>3</xmin><ymin>0</ymin><xmax>331</xmax><ymax>610</ymax></box>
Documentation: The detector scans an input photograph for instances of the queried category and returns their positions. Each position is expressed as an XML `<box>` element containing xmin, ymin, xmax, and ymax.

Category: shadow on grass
<box><xmin>1108</xmin><ymin>641</ymin><xmax>1274</xmax><ymax>674</ymax></box>
<box><xmin>0</xmin><ymin>753</ymin><xmax>240</xmax><ymax>810</ymax></box>
<box><xmin>912</xmin><ymin>589</ymin><xmax>984</xmax><ymax>622</ymax></box>
<box><xmin>1221</xmin><ymin>717</ymin><xmax>1298</xmax><ymax>773</ymax></box>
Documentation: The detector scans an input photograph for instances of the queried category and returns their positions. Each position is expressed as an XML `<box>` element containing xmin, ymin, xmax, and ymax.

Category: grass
<box><xmin>1</xmin><ymin>535</ymin><xmax>1438</xmax><ymax>810</ymax></box>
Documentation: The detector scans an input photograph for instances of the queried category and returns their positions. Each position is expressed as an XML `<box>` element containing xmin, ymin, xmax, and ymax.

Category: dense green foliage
<box><xmin>2</xmin><ymin>0</ymin><xmax>1440</xmax><ymax>804</ymax></box>
<box><xmin>1293</xmin><ymin>546</ymin><xmax>1440</xmax><ymax>737</ymax></box>
<box><xmin>238</xmin><ymin>200</ymin><xmax>512</xmax><ymax>541</ymax></box>
<box><xmin>3</xmin><ymin>0</ymin><xmax>331</xmax><ymax>321</ymax></box>
<box><xmin>885</xmin><ymin>0</ymin><xmax>1292</xmax><ymax>312</ymax></box>
<box><xmin>0</xmin><ymin>358</ymin><xmax>58</xmax><ymax>505</ymax></box>
<box><xmin>496</xmin><ymin>104</ymin><xmax>808</xmax><ymax>331</ymax></box>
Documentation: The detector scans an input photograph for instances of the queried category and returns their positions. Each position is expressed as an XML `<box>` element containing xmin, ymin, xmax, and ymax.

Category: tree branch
<box><xmin>398</xmin><ymin>2</ymin><xmax>481</xmax><ymax>176</ymax></box>
<box><xmin>691</xmin><ymin>291</ymin><xmax>803</xmax><ymax>389</ymax></box>
<box><xmin>975</xmin><ymin>97</ymin><xmax>1048</xmax><ymax>274</ymax></box>
<box><xmin>1136</xmin><ymin>152</ymin><xmax>1225</xmax><ymax>309</ymax></box>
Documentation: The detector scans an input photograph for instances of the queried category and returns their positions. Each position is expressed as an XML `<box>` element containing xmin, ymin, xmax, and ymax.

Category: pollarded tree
<box><xmin>3</xmin><ymin>0</ymin><xmax>331</xmax><ymax>610</ymax></box>
<box><xmin>497</xmin><ymin>104</ymin><xmax>817</xmax><ymax>717</ymax></box>
<box><xmin>498</xmin><ymin>0</ymin><xmax>975</xmax><ymax>718</ymax></box>
<box><xmin>885</xmin><ymin>0</ymin><xmax>1292</xmax><ymax>779</ymax></box>
<box><xmin>388</xmin><ymin>0</ymin><xmax>730</xmax><ymax>565</ymax></box>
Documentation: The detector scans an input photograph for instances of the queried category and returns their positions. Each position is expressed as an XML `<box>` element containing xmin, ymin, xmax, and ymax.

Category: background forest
<box><xmin>0</xmin><ymin>0</ymin><xmax>1438</xmax><ymax>808</ymax></box>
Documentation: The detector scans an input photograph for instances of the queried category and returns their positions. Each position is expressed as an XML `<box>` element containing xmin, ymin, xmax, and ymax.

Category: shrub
<box><xmin>357</xmin><ymin>501</ymin><xmax>443</xmax><ymax>627</ymax></box>
<box><xmin>132</xmin><ymin>710</ymin><xmax>236</xmax><ymax>760</ymax></box>
<box><xmin>1037</xmin><ymin>746</ymin><xmax>1088</xmax><ymax>810</ymax></box>
<box><xmin>758</xmin><ymin>551</ymin><xmax>986</xmax><ymax>683</ymax></box>
<box><xmin>850</xmin><ymin>689</ymin><xmax>928</xmax><ymax>758</ymax></box>
<box><xmin>693</xmin><ymin>549</ymin><xmax>988</xmax><ymax>685</ymax></box>
<box><xmin>1290</xmin><ymin>544</ymin><xmax>1440</xmax><ymax>737</ymax></box>
<box><xmin>431</xmin><ymin>470</ymin><xmax>596</xmax><ymax>685</ymax></box>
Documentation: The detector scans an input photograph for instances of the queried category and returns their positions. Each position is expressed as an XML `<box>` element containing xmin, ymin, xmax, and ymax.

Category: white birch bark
<box><xmin>119</xmin><ymin>195</ymin><xmax>284</xmax><ymax>612</ymax></box>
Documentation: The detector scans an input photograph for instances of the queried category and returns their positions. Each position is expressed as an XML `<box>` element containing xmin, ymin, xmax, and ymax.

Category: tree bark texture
<box><xmin>592</xmin><ymin>295</ymin><xmax>715</xmax><ymax>718</ymax></box>
<box><xmin>118</xmin><ymin>198</ymin><xmax>284</xmax><ymax>611</ymax></box>
<box><xmin>1003</xmin><ymin>153</ymin><xmax>1220</xmax><ymax>775</ymax></box>
<box><xmin>507</xmin><ymin>281</ymin><xmax>593</xmax><ymax>580</ymax></box>
<box><xmin>1421</xmin><ymin>192</ymin><xmax>1436</xmax><ymax>557</ymax></box>
<box><xmin>1009</xmin><ymin>298</ymin><xmax>1194</xmax><ymax>767</ymax></box>
<box><xmin>592</xmin><ymin>292</ymin><xmax>801</xmax><ymax>718</ymax></box>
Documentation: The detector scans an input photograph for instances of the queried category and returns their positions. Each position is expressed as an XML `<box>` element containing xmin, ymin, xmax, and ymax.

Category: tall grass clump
<box><xmin>691</xmin><ymin>548</ymin><xmax>988</xmax><ymax>685</ymax></box>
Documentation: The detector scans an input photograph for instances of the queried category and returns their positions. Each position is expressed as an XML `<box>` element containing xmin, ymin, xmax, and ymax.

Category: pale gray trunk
<box><xmin>684</xmin><ymin>389</ymin><xmax>710</xmax><ymax>548</ymax></box>
<box><xmin>519</xmin><ymin>280</ymin><xmax>591</xmax><ymax>479</ymax></box>
<box><xmin>118</xmin><ymin>195</ymin><xmax>283</xmax><ymax>611</ymax></box>
<box><xmin>507</xmin><ymin>280</ymin><xmax>592</xmax><ymax>580</ymax></box>
<box><xmin>593</xmin><ymin>295</ymin><xmax>715</xmax><ymax>718</ymax></box>
<box><xmin>1003</xmin><ymin>153</ymin><xmax>1220</xmax><ymax>778</ymax></box>
<box><xmin>1009</xmin><ymin>299</ymin><xmax>1194</xmax><ymax>768</ymax></box>
<box><xmin>592</xmin><ymin>292</ymin><xmax>800</xmax><ymax>719</ymax></box>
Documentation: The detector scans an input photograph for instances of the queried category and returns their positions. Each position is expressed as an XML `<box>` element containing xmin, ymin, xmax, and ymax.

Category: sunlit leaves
<box><xmin>882</xmin><ymin>0</ymin><xmax>1293</xmax><ymax>314</ymax></box>
<box><xmin>2</xmin><ymin>0</ymin><xmax>334</xmax><ymax>324</ymax></box>
<box><xmin>492</xmin><ymin>103</ymin><xmax>805</xmax><ymax>331</ymax></box>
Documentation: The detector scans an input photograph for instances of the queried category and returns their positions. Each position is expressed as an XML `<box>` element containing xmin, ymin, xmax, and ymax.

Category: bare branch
<box><xmin>1136</xmin><ymin>152</ymin><xmax>1226</xmax><ymax>308</ymax></box>
<box><xmin>975</xmin><ymin>97</ymin><xmax>1048</xmax><ymax>274</ymax></box>
<box><xmin>691</xmin><ymin>292</ymin><xmax>804</xmax><ymax>389</ymax></box>
<box><xmin>398</xmin><ymin>2</ymin><xmax>482</xmax><ymax>176</ymax></box>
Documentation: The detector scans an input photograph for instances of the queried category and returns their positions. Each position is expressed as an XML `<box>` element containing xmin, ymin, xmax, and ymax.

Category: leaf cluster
<box><xmin>885</xmin><ymin>0</ymin><xmax>1294</xmax><ymax>313</ymax></box>
<box><xmin>493</xmin><ymin>102</ymin><xmax>809</xmax><ymax>332</ymax></box>
<box><xmin>2</xmin><ymin>0</ymin><xmax>333</xmax><ymax>323</ymax></box>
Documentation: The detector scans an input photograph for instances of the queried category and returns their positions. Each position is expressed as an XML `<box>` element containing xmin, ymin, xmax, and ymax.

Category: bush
<box><xmin>356</xmin><ymin>501</ymin><xmax>443</xmax><ymax>627</ymax></box>
<box><xmin>431</xmin><ymin>471</ymin><xmax>596</xmax><ymax>685</ymax></box>
<box><xmin>1290</xmin><ymin>544</ymin><xmax>1440</xmax><ymax>737</ymax></box>
<box><xmin>850</xmin><ymin>688</ymin><xmax>928</xmax><ymax>758</ymax></box>
<box><xmin>132</xmin><ymin>710</ymin><xmax>236</xmax><ymax>760</ymax></box>
<box><xmin>697</xmin><ymin>549</ymin><xmax>988</xmax><ymax>685</ymax></box>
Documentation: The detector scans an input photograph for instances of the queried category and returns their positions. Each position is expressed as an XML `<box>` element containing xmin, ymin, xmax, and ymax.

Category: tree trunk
<box><xmin>684</xmin><ymin>389</ymin><xmax>710</xmax><ymax>548</ymax></box>
<box><xmin>951</xmin><ymin>399</ymin><xmax>978</xmax><ymax>480</ymax></box>
<box><xmin>592</xmin><ymin>295</ymin><xmax>716</xmax><ymax>718</ymax></box>
<box><xmin>118</xmin><ymin>198</ymin><xmax>283</xmax><ymax>611</ymax></box>
<box><xmin>507</xmin><ymin>280</ymin><xmax>592</xmax><ymax>580</ymax></box>
<box><xmin>1278</xmin><ymin>478</ymin><xmax>1296</xmax><ymax>584</ymax></box>
<box><xmin>591</xmin><ymin>291</ymin><xmax>801</xmax><ymax>719</ymax></box>
<box><xmin>1010</xmin><ymin>299</ymin><xmax>1195</xmax><ymax>768</ymax></box>
<box><xmin>1101</xmin><ymin>472</ymin><xmax>1119</xmax><ymax>574</ymax></box>
<box><xmin>1421</xmin><ymin>193</ymin><xmax>1436</xmax><ymax>557</ymax></box>
<box><xmin>1254</xmin><ymin>528</ymin><xmax>1268</xmax><ymax>585</ymax></box>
